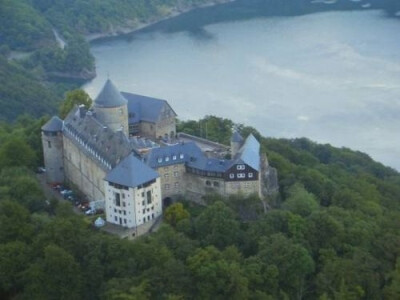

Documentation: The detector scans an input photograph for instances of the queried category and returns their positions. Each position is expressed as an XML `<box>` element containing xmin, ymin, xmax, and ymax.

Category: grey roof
<box><xmin>231</xmin><ymin>130</ymin><xmax>244</xmax><ymax>143</ymax></box>
<box><xmin>130</xmin><ymin>137</ymin><xmax>159</xmax><ymax>151</ymax></box>
<box><xmin>105</xmin><ymin>154</ymin><xmax>159</xmax><ymax>188</ymax></box>
<box><xmin>42</xmin><ymin>116</ymin><xmax>63</xmax><ymax>132</ymax></box>
<box><xmin>94</xmin><ymin>80</ymin><xmax>128</xmax><ymax>108</ymax></box>
<box><xmin>63</xmin><ymin>106</ymin><xmax>132</xmax><ymax>171</ymax></box>
<box><xmin>145</xmin><ymin>142</ymin><xmax>230</xmax><ymax>173</ymax></box>
<box><xmin>145</xmin><ymin>142</ymin><xmax>202</xmax><ymax>168</ymax></box>
<box><xmin>122</xmin><ymin>92</ymin><xmax>177</xmax><ymax>123</ymax></box>
<box><xmin>235</xmin><ymin>134</ymin><xmax>260</xmax><ymax>171</ymax></box>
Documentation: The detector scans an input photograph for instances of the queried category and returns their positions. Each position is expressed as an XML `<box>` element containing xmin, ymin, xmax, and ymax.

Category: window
<box><xmin>115</xmin><ymin>193</ymin><xmax>121</xmax><ymax>206</ymax></box>
<box><xmin>114</xmin><ymin>216</ymin><xmax>117</xmax><ymax>222</ymax></box>
<box><xmin>123</xmin><ymin>211</ymin><xmax>126</xmax><ymax>215</ymax></box>
<box><xmin>237</xmin><ymin>173</ymin><xmax>246</xmax><ymax>179</ymax></box>
<box><xmin>165</xmin><ymin>156</ymin><xmax>170</xmax><ymax>162</ymax></box>
<box><xmin>165</xmin><ymin>184</ymin><xmax>170</xmax><ymax>190</ymax></box>
<box><xmin>114</xmin><ymin>208</ymin><xmax>116</xmax><ymax>213</ymax></box>
<box><xmin>142</xmin><ymin>200</ymin><xmax>145</xmax><ymax>206</ymax></box>
<box><xmin>147</xmin><ymin>191</ymin><xmax>152</xmax><ymax>204</ymax></box>
<box><xmin>48</xmin><ymin>141</ymin><xmax>51</xmax><ymax>148</ymax></box>
<box><xmin>122</xmin><ymin>201</ymin><xmax>126</xmax><ymax>207</ymax></box>
<box><xmin>237</xmin><ymin>164</ymin><xmax>245</xmax><ymax>170</ymax></box>
<box><xmin>179</xmin><ymin>153</ymin><xmax>184</xmax><ymax>159</ymax></box>
<box><xmin>173</xmin><ymin>155</ymin><xmax>177</xmax><ymax>160</ymax></box>
<box><xmin>206</xmin><ymin>180</ymin><xmax>211</xmax><ymax>186</ymax></box>
<box><xmin>248</xmin><ymin>172</ymin><xmax>253</xmax><ymax>178</ymax></box>
<box><xmin>164</xmin><ymin>173</ymin><xmax>169</xmax><ymax>178</ymax></box>
<box><xmin>143</xmin><ymin>217</ymin><xmax>146</xmax><ymax>223</ymax></box>
<box><xmin>142</xmin><ymin>209</ymin><xmax>145</xmax><ymax>214</ymax></box>
<box><xmin>213</xmin><ymin>181</ymin><xmax>220</xmax><ymax>187</ymax></box>
<box><xmin>174</xmin><ymin>171</ymin><xmax>179</xmax><ymax>177</ymax></box>
<box><xmin>122</xmin><ymin>193</ymin><xmax>125</xmax><ymax>199</ymax></box>
<box><xmin>158</xmin><ymin>157</ymin><xmax>163</xmax><ymax>163</ymax></box>
<box><xmin>229</xmin><ymin>173</ymin><xmax>234</xmax><ymax>179</ymax></box>
<box><xmin>142</xmin><ymin>192</ymin><xmax>145</xmax><ymax>197</ymax></box>
<box><xmin>174</xmin><ymin>182</ymin><xmax>179</xmax><ymax>188</ymax></box>
<box><xmin>124</xmin><ymin>219</ymin><xmax>127</xmax><ymax>224</ymax></box>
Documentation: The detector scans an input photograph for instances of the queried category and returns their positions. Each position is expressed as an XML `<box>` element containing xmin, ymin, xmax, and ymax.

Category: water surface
<box><xmin>84</xmin><ymin>10</ymin><xmax>400</xmax><ymax>170</ymax></box>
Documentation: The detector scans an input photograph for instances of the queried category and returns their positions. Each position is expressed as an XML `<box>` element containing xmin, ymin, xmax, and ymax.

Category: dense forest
<box><xmin>0</xmin><ymin>113</ymin><xmax>399</xmax><ymax>299</ymax></box>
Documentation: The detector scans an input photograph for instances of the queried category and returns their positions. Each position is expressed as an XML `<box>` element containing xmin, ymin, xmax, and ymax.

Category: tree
<box><xmin>0</xmin><ymin>137</ymin><xmax>36</xmax><ymax>170</ymax></box>
<box><xmin>23</xmin><ymin>244</ymin><xmax>82</xmax><ymax>300</ymax></box>
<box><xmin>257</xmin><ymin>234</ymin><xmax>315</xmax><ymax>299</ymax></box>
<box><xmin>282</xmin><ymin>183</ymin><xmax>319</xmax><ymax>217</ymax></box>
<box><xmin>187</xmin><ymin>246</ymin><xmax>249</xmax><ymax>299</ymax></box>
<box><xmin>59</xmin><ymin>89</ymin><xmax>92</xmax><ymax>119</ymax></box>
<box><xmin>0</xmin><ymin>241</ymin><xmax>30</xmax><ymax>295</ymax></box>
<box><xmin>164</xmin><ymin>202</ymin><xmax>190</xmax><ymax>227</ymax></box>
<box><xmin>194</xmin><ymin>201</ymin><xmax>240</xmax><ymax>249</ymax></box>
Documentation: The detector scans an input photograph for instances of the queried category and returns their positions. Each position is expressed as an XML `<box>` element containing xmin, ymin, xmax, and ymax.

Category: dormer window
<box><xmin>165</xmin><ymin>156</ymin><xmax>170</xmax><ymax>162</ymax></box>
<box><xmin>179</xmin><ymin>154</ymin><xmax>184</xmax><ymax>159</ymax></box>
<box><xmin>172</xmin><ymin>155</ymin><xmax>177</xmax><ymax>160</ymax></box>
<box><xmin>157</xmin><ymin>157</ymin><xmax>162</xmax><ymax>163</ymax></box>
<box><xmin>248</xmin><ymin>173</ymin><xmax>253</xmax><ymax>178</ymax></box>
<box><xmin>229</xmin><ymin>174</ymin><xmax>234</xmax><ymax>179</ymax></box>
<box><xmin>237</xmin><ymin>164</ymin><xmax>245</xmax><ymax>170</ymax></box>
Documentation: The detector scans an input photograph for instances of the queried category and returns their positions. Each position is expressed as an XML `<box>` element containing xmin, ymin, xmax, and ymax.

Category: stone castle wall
<box><xmin>63</xmin><ymin>136</ymin><xmax>106</xmax><ymax>201</ymax></box>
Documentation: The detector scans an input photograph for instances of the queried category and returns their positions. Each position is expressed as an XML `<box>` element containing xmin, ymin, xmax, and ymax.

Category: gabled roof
<box><xmin>42</xmin><ymin>116</ymin><xmax>63</xmax><ymax>132</ymax></box>
<box><xmin>231</xmin><ymin>130</ymin><xmax>244</xmax><ymax>143</ymax></box>
<box><xmin>94</xmin><ymin>79</ymin><xmax>128</xmax><ymax>108</ymax></box>
<box><xmin>122</xmin><ymin>92</ymin><xmax>177</xmax><ymax>123</ymax></box>
<box><xmin>235</xmin><ymin>134</ymin><xmax>260</xmax><ymax>171</ymax></box>
<box><xmin>105</xmin><ymin>154</ymin><xmax>159</xmax><ymax>188</ymax></box>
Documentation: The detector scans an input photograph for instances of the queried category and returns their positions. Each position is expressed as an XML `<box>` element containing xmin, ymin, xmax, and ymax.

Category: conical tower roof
<box><xmin>94</xmin><ymin>79</ymin><xmax>127</xmax><ymax>108</ymax></box>
<box><xmin>42</xmin><ymin>116</ymin><xmax>63</xmax><ymax>132</ymax></box>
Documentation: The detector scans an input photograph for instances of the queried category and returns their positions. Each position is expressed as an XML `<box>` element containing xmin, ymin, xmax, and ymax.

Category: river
<box><xmin>83</xmin><ymin>5</ymin><xmax>400</xmax><ymax>170</ymax></box>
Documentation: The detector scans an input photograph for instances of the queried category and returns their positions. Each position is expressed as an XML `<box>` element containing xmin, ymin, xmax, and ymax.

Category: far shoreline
<box><xmin>85</xmin><ymin>0</ymin><xmax>236</xmax><ymax>44</ymax></box>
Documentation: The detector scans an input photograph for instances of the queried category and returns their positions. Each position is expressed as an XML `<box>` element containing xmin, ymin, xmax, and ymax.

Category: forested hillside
<box><xmin>0</xmin><ymin>115</ymin><xmax>399</xmax><ymax>299</ymax></box>
<box><xmin>0</xmin><ymin>0</ymin><xmax>228</xmax><ymax>122</ymax></box>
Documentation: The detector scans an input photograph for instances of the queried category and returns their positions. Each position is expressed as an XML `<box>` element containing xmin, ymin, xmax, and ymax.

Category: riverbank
<box><xmin>85</xmin><ymin>0</ymin><xmax>236</xmax><ymax>43</ymax></box>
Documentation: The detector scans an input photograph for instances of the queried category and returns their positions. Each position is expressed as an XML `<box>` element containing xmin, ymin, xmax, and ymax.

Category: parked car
<box><xmin>36</xmin><ymin>167</ymin><xmax>46</xmax><ymax>173</ymax></box>
<box><xmin>85</xmin><ymin>208</ymin><xmax>96</xmax><ymax>215</ymax></box>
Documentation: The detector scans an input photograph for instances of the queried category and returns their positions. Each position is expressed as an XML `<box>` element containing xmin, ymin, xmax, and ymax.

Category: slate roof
<box><xmin>145</xmin><ymin>142</ymin><xmax>230</xmax><ymax>173</ymax></box>
<box><xmin>63</xmin><ymin>106</ymin><xmax>132</xmax><ymax>171</ymax></box>
<box><xmin>231</xmin><ymin>130</ymin><xmax>244</xmax><ymax>143</ymax></box>
<box><xmin>105</xmin><ymin>154</ymin><xmax>159</xmax><ymax>188</ymax></box>
<box><xmin>94</xmin><ymin>79</ymin><xmax>128</xmax><ymax>108</ymax></box>
<box><xmin>42</xmin><ymin>116</ymin><xmax>63</xmax><ymax>132</ymax></box>
<box><xmin>121</xmin><ymin>92</ymin><xmax>177</xmax><ymax>123</ymax></box>
<box><xmin>234</xmin><ymin>134</ymin><xmax>260</xmax><ymax>171</ymax></box>
<box><xmin>145</xmin><ymin>142</ymin><xmax>202</xmax><ymax>168</ymax></box>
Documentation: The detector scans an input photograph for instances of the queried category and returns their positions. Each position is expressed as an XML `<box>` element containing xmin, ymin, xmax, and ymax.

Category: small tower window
<box><xmin>48</xmin><ymin>141</ymin><xmax>51</xmax><ymax>148</ymax></box>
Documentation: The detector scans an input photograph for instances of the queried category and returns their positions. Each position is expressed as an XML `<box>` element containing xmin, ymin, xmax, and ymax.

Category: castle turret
<box><xmin>230</xmin><ymin>130</ymin><xmax>244</xmax><ymax>158</ymax></box>
<box><xmin>92</xmin><ymin>79</ymin><xmax>129</xmax><ymax>136</ymax></box>
<box><xmin>41</xmin><ymin>116</ymin><xmax>64</xmax><ymax>184</ymax></box>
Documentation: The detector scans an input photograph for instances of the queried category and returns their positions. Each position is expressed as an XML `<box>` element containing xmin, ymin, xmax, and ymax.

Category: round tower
<box><xmin>231</xmin><ymin>130</ymin><xmax>244</xmax><ymax>158</ymax></box>
<box><xmin>41</xmin><ymin>116</ymin><xmax>64</xmax><ymax>184</ymax></box>
<box><xmin>92</xmin><ymin>79</ymin><xmax>129</xmax><ymax>136</ymax></box>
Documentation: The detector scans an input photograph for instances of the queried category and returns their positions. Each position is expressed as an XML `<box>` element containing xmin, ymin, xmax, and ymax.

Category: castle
<box><xmin>41</xmin><ymin>80</ymin><xmax>277</xmax><ymax>238</ymax></box>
